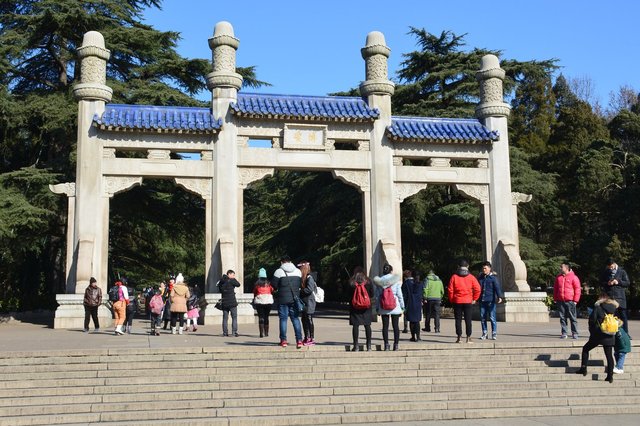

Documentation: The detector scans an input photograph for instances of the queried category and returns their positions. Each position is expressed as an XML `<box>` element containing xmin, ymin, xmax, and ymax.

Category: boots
<box><xmin>264</xmin><ymin>324</ymin><xmax>269</xmax><ymax>337</ymax></box>
<box><xmin>575</xmin><ymin>366</ymin><xmax>587</xmax><ymax>376</ymax></box>
<box><xmin>171</xmin><ymin>327</ymin><xmax>177</xmax><ymax>335</ymax></box>
<box><xmin>178</xmin><ymin>327</ymin><xmax>183</xmax><ymax>335</ymax></box>
<box><xmin>455</xmin><ymin>336</ymin><xmax>461</xmax><ymax>343</ymax></box>
<box><xmin>393</xmin><ymin>342</ymin><xmax>399</xmax><ymax>351</ymax></box>
<box><xmin>259</xmin><ymin>324</ymin><xmax>264</xmax><ymax>338</ymax></box>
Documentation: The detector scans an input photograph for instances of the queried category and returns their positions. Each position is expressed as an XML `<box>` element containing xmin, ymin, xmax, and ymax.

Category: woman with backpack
<box><xmin>575</xmin><ymin>293</ymin><xmax>619</xmax><ymax>383</ymax></box>
<box><xmin>253</xmin><ymin>268</ymin><xmax>274</xmax><ymax>338</ymax></box>
<box><xmin>299</xmin><ymin>261</ymin><xmax>318</xmax><ymax>346</ymax></box>
<box><xmin>349</xmin><ymin>267</ymin><xmax>374</xmax><ymax>351</ymax></box>
<box><xmin>373</xmin><ymin>263</ymin><xmax>404</xmax><ymax>351</ymax></box>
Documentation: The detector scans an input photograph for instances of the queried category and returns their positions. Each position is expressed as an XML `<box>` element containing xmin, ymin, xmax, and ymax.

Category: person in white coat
<box><xmin>374</xmin><ymin>264</ymin><xmax>405</xmax><ymax>351</ymax></box>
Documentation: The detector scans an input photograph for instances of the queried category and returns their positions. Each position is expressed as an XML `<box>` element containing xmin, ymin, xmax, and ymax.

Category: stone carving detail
<box><xmin>429</xmin><ymin>158</ymin><xmax>451</xmax><ymax>167</ymax></box>
<box><xmin>82</xmin><ymin>57</ymin><xmax>106</xmax><ymax>85</ymax></box>
<box><xmin>103</xmin><ymin>148</ymin><xmax>116</xmax><ymax>159</ymax></box>
<box><xmin>175</xmin><ymin>178</ymin><xmax>212</xmax><ymax>199</ymax></box>
<box><xmin>358</xmin><ymin>140</ymin><xmax>370</xmax><ymax>151</ymax></box>
<box><xmin>512</xmin><ymin>192</ymin><xmax>532</xmax><ymax>205</ymax></box>
<box><xmin>147</xmin><ymin>149</ymin><xmax>170</xmax><ymax>160</ymax></box>
<box><xmin>395</xmin><ymin>183</ymin><xmax>428</xmax><ymax>202</ymax></box>
<box><xmin>497</xmin><ymin>240</ymin><xmax>530</xmax><ymax>292</ymax></box>
<box><xmin>480</xmin><ymin>79</ymin><xmax>503</xmax><ymax>104</ymax></box>
<box><xmin>333</xmin><ymin>170</ymin><xmax>370</xmax><ymax>193</ymax></box>
<box><xmin>366</xmin><ymin>55</ymin><xmax>388</xmax><ymax>80</ymax></box>
<box><xmin>476</xmin><ymin>158</ymin><xmax>489</xmax><ymax>168</ymax></box>
<box><xmin>456</xmin><ymin>184</ymin><xmax>489</xmax><ymax>204</ymax></box>
<box><xmin>201</xmin><ymin>151</ymin><xmax>213</xmax><ymax>161</ymax></box>
<box><xmin>238</xmin><ymin>168</ymin><xmax>274</xmax><ymax>189</ymax></box>
<box><xmin>49</xmin><ymin>182</ymin><xmax>76</xmax><ymax>197</ymax></box>
<box><xmin>393</xmin><ymin>157</ymin><xmax>403</xmax><ymax>166</ymax></box>
<box><xmin>213</xmin><ymin>45</ymin><xmax>236</xmax><ymax>72</ymax></box>
<box><xmin>104</xmin><ymin>176</ymin><xmax>142</xmax><ymax>197</ymax></box>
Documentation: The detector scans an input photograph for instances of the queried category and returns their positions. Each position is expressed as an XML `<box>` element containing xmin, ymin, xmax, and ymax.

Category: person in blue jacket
<box><xmin>478</xmin><ymin>261</ymin><xmax>503</xmax><ymax>340</ymax></box>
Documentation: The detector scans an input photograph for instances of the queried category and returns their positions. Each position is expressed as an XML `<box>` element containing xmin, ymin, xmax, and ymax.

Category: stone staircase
<box><xmin>0</xmin><ymin>341</ymin><xmax>639</xmax><ymax>425</ymax></box>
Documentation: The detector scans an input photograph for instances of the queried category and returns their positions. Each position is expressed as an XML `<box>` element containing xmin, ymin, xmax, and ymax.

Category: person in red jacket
<box><xmin>554</xmin><ymin>262</ymin><xmax>581</xmax><ymax>339</ymax></box>
<box><xmin>448</xmin><ymin>259</ymin><xmax>481</xmax><ymax>343</ymax></box>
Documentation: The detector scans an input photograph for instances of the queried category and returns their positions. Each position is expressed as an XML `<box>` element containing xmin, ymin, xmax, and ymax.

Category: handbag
<box><xmin>294</xmin><ymin>296</ymin><xmax>305</xmax><ymax>312</ymax></box>
<box><xmin>214</xmin><ymin>300</ymin><xmax>223</xmax><ymax>311</ymax></box>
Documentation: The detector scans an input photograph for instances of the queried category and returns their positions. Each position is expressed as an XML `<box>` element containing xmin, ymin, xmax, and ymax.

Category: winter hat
<box><xmin>89</xmin><ymin>277</ymin><xmax>97</xmax><ymax>284</ymax></box>
<box><xmin>258</xmin><ymin>268</ymin><xmax>267</xmax><ymax>278</ymax></box>
<box><xmin>176</xmin><ymin>273</ymin><xmax>184</xmax><ymax>284</ymax></box>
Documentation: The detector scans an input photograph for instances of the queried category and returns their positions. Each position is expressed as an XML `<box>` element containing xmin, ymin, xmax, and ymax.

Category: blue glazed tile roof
<box><xmin>231</xmin><ymin>93</ymin><xmax>379</xmax><ymax>121</ymax></box>
<box><xmin>94</xmin><ymin>104</ymin><xmax>222</xmax><ymax>133</ymax></box>
<box><xmin>387</xmin><ymin>116</ymin><xmax>499</xmax><ymax>143</ymax></box>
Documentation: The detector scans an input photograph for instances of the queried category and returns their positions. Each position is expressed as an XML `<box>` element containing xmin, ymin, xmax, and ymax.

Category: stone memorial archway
<box><xmin>52</xmin><ymin>22</ymin><xmax>548</xmax><ymax>328</ymax></box>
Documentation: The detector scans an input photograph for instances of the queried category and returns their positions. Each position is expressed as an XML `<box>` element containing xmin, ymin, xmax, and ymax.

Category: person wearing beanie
<box><xmin>83</xmin><ymin>277</ymin><xmax>102</xmax><ymax>332</ymax></box>
<box><xmin>448</xmin><ymin>259</ymin><xmax>481</xmax><ymax>343</ymax></box>
<box><xmin>169</xmin><ymin>273</ymin><xmax>190</xmax><ymax>335</ymax></box>
<box><xmin>253</xmin><ymin>267</ymin><xmax>274</xmax><ymax>338</ymax></box>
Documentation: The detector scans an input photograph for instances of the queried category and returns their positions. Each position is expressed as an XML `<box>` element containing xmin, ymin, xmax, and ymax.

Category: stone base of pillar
<box><xmin>202</xmin><ymin>293</ymin><xmax>256</xmax><ymax>325</ymax></box>
<box><xmin>54</xmin><ymin>294</ymin><xmax>114</xmax><ymax>329</ymax></box>
<box><xmin>498</xmin><ymin>292</ymin><xmax>549</xmax><ymax>322</ymax></box>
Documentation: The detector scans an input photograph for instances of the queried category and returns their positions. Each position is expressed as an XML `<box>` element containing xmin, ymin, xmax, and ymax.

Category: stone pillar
<box><xmin>49</xmin><ymin>183</ymin><xmax>76</xmax><ymax>292</ymax></box>
<box><xmin>55</xmin><ymin>31</ymin><xmax>112</xmax><ymax>329</ymax></box>
<box><xmin>476</xmin><ymin>55</ymin><xmax>547</xmax><ymax>321</ymax></box>
<box><xmin>360</xmin><ymin>31</ymin><xmax>400</xmax><ymax>277</ymax></box>
<box><xmin>203</xmin><ymin>21</ymin><xmax>253</xmax><ymax>325</ymax></box>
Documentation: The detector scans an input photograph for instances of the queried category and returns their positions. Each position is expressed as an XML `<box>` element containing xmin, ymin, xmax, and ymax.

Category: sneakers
<box><xmin>480</xmin><ymin>332</ymin><xmax>488</xmax><ymax>340</ymax></box>
<box><xmin>296</xmin><ymin>340</ymin><xmax>303</xmax><ymax>349</ymax></box>
<box><xmin>613</xmin><ymin>367</ymin><xmax>624</xmax><ymax>374</ymax></box>
<box><xmin>572</xmin><ymin>333</ymin><xmax>579</xmax><ymax>339</ymax></box>
<box><xmin>560</xmin><ymin>334</ymin><xmax>568</xmax><ymax>339</ymax></box>
<box><xmin>466</xmin><ymin>336</ymin><xmax>473</xmax><ymax>344</ymax></box>
<box><xmin>491</xmin><ymin>334</ymin><xmax>497</xmax><ymax>340</ymax></box>
<box><xmin>279</xmin><ymin>340</ymin><xmax>288</xmax><ymax>347</ymax></box>
<box><xmin>303</xmin><ymin>338</ymin><xmax>315</xmax><ymax>346</ymax></box>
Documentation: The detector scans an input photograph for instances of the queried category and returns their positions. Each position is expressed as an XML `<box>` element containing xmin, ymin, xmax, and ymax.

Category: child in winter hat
<box><xmin>258</xmin><ymin>268</ymin><xmax>267</xmax><ymax>279</ymax></box>
<box><xmin>176</xmin><ymin>273</ymin><xmax>184</xmax><ymax>284</ymax></box>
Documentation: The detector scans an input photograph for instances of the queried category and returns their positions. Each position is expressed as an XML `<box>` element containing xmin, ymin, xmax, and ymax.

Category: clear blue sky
<box><xmin>144</xmin><ymin>0</ymin><xmax>638</xmax><ymax>107</ymax></box>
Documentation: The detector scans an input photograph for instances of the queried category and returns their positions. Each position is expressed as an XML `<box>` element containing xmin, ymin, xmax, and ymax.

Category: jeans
<box><xmin>425</xmin><ymin>299</ymin><xmax>441</xmax><ymax>331</ymax></box>
<box><xmin>480</xmin><ymin>301</ymin><xmax>497</xmax><ymax>336</ymax></box>
<box><xmin>150</xmin><ymin>313</ymin><xmax>161</xmax><ymax>331</ymax></box>
<box><xmin>84</xmin><ymin>305</ymin><xmax>99</xmax><ymax>330</ymax></box>
<box><xmin>615</xmin><ymin>351</ymin><xmax>627</xmax><ymax>370</ymax></box>
<box><xmin>278</xmin><ymin>303</ymin><xmax>302</xmax><ymax>342</ymax></box>
<box><xmin>557</xmin><ymin>301</ymin><xmax>578</xmax><ymax>336</ymax></box>
<box><xmin>222</xmin><ymin>306</ymin><xmax>238</xmax><ymax>335</ymax></box>
<box><xmin>453</xmin><ymin>303</ymin><xmax>473</xmax><ymax>337</ymax></box>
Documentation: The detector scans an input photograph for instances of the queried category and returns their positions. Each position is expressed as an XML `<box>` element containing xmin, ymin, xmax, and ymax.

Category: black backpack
<box><xmin>108</xmin><ymin>286</ymin><xmax>119</xmax><ymax>302</ymax></box>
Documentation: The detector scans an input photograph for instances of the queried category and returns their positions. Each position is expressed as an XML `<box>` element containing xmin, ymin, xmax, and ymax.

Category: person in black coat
<box><xmin>403</xmin><ymin>271</ymin><xmax>426</xmax><ymax>342</ymax></box>
<box><xmin>349</xmin><ymin>268</ymin><xmax>374</xmax><ymax>351</ymax></box>
<box><xmin>600</xmin><ymin>258</ymin><xmax>631</xmax><ymax>336</ymax></box>
<box><xmin>575</xmin><ymin>294</ymin><xmax>619</xmax><ymax>383</ymax></box>
<box><xmin>217</xmin><ymin>270</ymin><xmax>240</xmax><ymax>337</ymax></box>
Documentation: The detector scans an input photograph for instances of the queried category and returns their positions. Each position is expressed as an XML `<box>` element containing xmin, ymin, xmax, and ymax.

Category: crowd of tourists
<box><xmin>82</xmin><ymin>256</ymin><xmax>631</xmax><ymax>382</ymax></box>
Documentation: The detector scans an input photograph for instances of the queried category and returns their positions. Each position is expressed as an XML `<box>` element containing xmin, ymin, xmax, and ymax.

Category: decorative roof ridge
<box><xmin>391</xmin><ymin>115</ymin><xmax>482</xmax><ymax>123</ymax></box>
<box><xmin>103</xmin><ymin>103</ymin><xmax>210</xmax><ymax>111</ymax></box>
<box><xmin>238</xmin><ymin>92</ymin><xmax>366</xmax><ymax>102</ymax></box>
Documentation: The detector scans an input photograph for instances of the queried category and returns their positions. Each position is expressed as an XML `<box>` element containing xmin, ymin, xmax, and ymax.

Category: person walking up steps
<box><xmin>374</xmin><ymin>263</ymin><xmax>404</xmax><ymax>351</ymax></box>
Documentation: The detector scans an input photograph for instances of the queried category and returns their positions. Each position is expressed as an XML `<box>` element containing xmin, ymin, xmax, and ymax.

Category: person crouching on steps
<box><xmin>299</xmin><ymin>261</ymin><xmax>318</xmax><ymax>346</ymax></box>
<box><xmin>253</xmin><ymin>268</ymin><xmax>274</xmax><ymax>338</ymax></box>
<box><xmin>218</xmin><ymin>270</ymin><xmax>240</xmax><ymax>337</ymax></box>
<box><xmin>169</xmin><ymin>273</ymin><xmax>190</xmax><ymax>335</ymax></box>
<box><xmin>575</xmin><ymin>293</ymin><xmax>619</xmax><ymax>383</ymax></box>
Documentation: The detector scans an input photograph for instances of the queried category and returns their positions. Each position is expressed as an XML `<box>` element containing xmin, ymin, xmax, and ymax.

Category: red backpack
<box><xmin>351</xmin><ymin>282</ymin><xmax>371</xmax><ymax>310</ymax></box>
<box><xmin>380</xmin><ymin>285</ymin><xmax>397</xmax><ymax>310</ymax></box>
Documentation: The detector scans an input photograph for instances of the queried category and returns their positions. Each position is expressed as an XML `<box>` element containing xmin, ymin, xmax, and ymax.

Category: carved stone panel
<box><xmin>395</xmin><ymin>183</ymin><xmax>428</xmax><ymax>202</ymax></box>
<box><xmin>50</xmin><ymin>182</ymin><xmax>76</xmax><ymax>197</ymax></box>
<box><xmin>175</xmin><ymin>178</ymin><xmax>212</xmax><ymax>199</ymax></box>
<box><xmin>512</xmin><ymin>192</ymin><xmax>532</xmax><ymax>205</ymax></box>
<box><xmin>332</xmin><ymin>170</ymin><xmax>370</xmax><ymax>193</ymax></box>
<box><xmin>238</xmin><ymin>168</ymin><xmax>274</xmax><ymax>189</ymax></box>
<box><xmin>283</xmin><ymin>124</ymin><xmax>327</xmax><ymax>150</ymax></box>
<box><xmin>456</xmin><ymin>184</ymin><xmax>489</xmax><ymax>204</ymax></box>
<box><xmin>104</xmin><ymin>176</ymin><xmax>143</xmax><ymax>197</ymax></box>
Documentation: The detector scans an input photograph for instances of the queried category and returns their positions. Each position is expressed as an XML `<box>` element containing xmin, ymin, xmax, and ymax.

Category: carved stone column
<box><xmin>49</xmin><ymin>183</ymin><xmax>76</xmax><ymax>292</ymax></box>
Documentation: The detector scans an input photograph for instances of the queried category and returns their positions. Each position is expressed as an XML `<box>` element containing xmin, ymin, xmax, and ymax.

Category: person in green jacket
<box><xmin>614</xmin><ymin>328</ymin><xmax>631</xmax><ymax>374</ymax></box>
<box><xmin>422</xmin><ymin>271</ymin><xmax>444</xmax><ymax>333</ymax></box>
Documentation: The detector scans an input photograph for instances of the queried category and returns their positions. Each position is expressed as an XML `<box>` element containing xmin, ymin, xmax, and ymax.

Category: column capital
<box><xmin>207</xmin><ymin>21</ymin><xmax>243</xmax><ymax>91</ymax></box>
<box><xmin>475</xmin><ymin>54</ymin><xmax>510</xmax><ymax>119</ymax></box>
<box><xmin>360</xmin><ymin>31</ymin><xmax>394</xmax><ymax>97</ymax></box>
<box><xmin>73</xmin><ymin>31</ymin><xmax>113</xmax><ymax>102</ymax></box>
